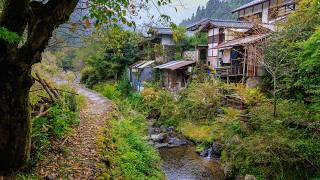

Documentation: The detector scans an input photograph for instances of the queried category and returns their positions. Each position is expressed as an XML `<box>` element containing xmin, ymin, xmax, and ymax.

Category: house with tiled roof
<box><xmin>187</xmin><ymin>0</ymin><xmax>296</xmax><ymax>87</ymax></box>
<box><xmin>232</xmin><ymin>0</ymin><xmax>296</xmax><ymax>24</ymax></box>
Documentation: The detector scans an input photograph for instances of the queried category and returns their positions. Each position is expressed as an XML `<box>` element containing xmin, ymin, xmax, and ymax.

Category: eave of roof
<box><xmin>130</xmin><ymin>61</ymin><xmax>155</xmax><ymax>69</ymax></box>
<box><xmin>154</xmin><ymin>61</ymin><xmax>195</xmax><ymax>70</ymax></box>
<box><xmin>187</xmin><ymin>18</ymin><xmax>253</xmax><ymax>31</ymax></box>
<box><xmin>216</xmin><ymin>33</ymin><xmax>270</xmax><ymax>49</ymax></box>
<box><xmin>232</xmin><ymin>0</ymin><xmax>268</xmax><ymax>13</ymax></box>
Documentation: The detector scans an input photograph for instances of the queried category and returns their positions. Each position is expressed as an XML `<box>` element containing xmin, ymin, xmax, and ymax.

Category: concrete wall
<box><xmin>183</xmin><ymin>50</ymin><xmax>199</xmax><ymax>61</ymax></box>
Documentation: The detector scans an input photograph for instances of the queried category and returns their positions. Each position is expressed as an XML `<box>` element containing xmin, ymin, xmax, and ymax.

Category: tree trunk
<box><xmin>0</xmin><ymin>0</ymin><xmax>78</xmax><ymax>173</ymax></box>
<box><xmin>0</xmin><ymin>63</ymin><xmax>33</xmax><ymax>174</ymax></box>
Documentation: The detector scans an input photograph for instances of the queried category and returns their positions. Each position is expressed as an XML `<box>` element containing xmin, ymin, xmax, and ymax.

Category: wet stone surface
<box><xmin>159</xmin><ymin>146</ymin><xmax>225</xmax><ymax>180</ymax></box>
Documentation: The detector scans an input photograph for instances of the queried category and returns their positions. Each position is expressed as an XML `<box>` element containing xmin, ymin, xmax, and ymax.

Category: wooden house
<box><xmin>148</xmin><ymin>27</ymin><xmax>176</xmax><ymax>63</ymax></box>
<box><xmin>187</xmin><ymin>18</ymin><xmax>254</xmax><ymax>70</ymax></box>
<box><xmin>187</xmin><ymin>18</ymin><xmax>274</xmax><ymax>87</ymax></box>
<box><xmin>154</xmin><ymin>61</ymin><xmax>196</xmax><ymax>92</ymax></box>
<box><xmin>232</xmin><ymin>0</ymin><xmax>296</xmax><ymax>24</ymax></box>
<box><xmin>215</xmin><ymin>33</ymin><xmax>270</xmax><ymax>87</ymax></box>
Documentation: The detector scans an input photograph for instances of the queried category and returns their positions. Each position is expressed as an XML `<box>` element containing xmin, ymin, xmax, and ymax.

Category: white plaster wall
<box><xmin>212</xmin><ymin>48</ymin><xmax>218</xmax><ymax>57</ymax></box>
<box><xmin>161</xmin><ymin>35</ymin><xmax>175</xmax><ymax>45</ymax></box>
<box><xmin>262</xmin><ymin>2</ymin><xmax>269</xmax><ymax>23</ymax></box>
<box><xmin>225</xmin><ymin>29</ymin><xmax>235</xmax><ymax>41</ymax></box>
<box><xmin>208</xmin><ymin>29</ymin><xmax>214</xmax><ymax>36</ymax></box>
<box><xmin>213</xmin><ymin>28</ymin><xmax>219</xmax><ymax>35</ymax></box>
<box><xmin>208</xmin><ymin>49</ymin><xmax>213</xmax><ymax>57</ymax></box>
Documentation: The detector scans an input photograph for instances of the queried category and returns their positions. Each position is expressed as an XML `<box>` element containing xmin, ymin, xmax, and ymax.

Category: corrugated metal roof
<box><xmin>187</xmin><ymin>18</ymin><xmax>253</xmax><ymax>31</ymax></box>
<box><xmin>154</xmin><ymin>61</ymin><xmax>195</xmax><ymax>70</ymax></box>
<box><xmin>232</xmin><ymin>0</ymin><xmax>267</xmax><ymax>13</ymax></box>
<box><xmin>130</xmin><ymin>61</ymin><xmax>155</xmax><ymax>69</ymax></box>
<box><xmin>216</xmin><ymin>34</ymin><xmax>270</xmax><ymax>49</ymax></box>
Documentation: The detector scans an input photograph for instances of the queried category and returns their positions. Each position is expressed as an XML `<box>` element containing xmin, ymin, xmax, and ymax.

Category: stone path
<box><xmin>36</xmin><ymin>84</ymin><xmax>112</xmax><ymax>179</ymax></box>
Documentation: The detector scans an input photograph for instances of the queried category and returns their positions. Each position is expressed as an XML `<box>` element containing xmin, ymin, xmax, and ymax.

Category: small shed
<box><xmin>129</xmin><ymin>61</ymin><xmax>155</xmax><ymax>91</ymax></box>
<box><xmin>154</xmin><ymin>61</ymin><xmax>196</xmax><ymax>92</ymax></box>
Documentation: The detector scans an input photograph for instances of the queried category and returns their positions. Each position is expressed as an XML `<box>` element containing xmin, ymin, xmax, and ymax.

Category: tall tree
<box><xmin>0</xmin><ymin>0</ymin><xmax>171</xmax><ymax>174</ymax></box>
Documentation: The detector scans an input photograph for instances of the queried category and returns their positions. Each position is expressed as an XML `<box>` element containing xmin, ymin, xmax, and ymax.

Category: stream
<box><xmin>159</xmin><ymin>146</ymin><xmax>224</xmax><ymax>180</ymax></box>
<box><xmin>148</xmin><ymin>125</ymin><xmax>224</xmax><ymax>180</ymax></box>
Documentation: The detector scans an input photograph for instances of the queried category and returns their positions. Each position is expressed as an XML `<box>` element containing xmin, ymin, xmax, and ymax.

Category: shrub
<box><xmin>220</xmin><ymin>100</ymin><xmax>320</xmax><ymax>179</ymax></box>
<box><xmin>94</xmin><ymin>83</ymin><xmax>121</xmax><ymax>100</ymax></box>
<box><xmin>178</xmin><ymin>122</ymin><xmax>214</xmax><ymax>144</ymax></box>
<box><xmin>30</xmin><ymin>97</ymin><xmax>80</xmax><ymax>165</ymax></box>
<box><xmin>141</xmin><ymin>88</ymin><xmax>179</xmax><ymax>126</ymax></box>
<box><xmin>179</xmin><ymin>79</ymin><xmax>221</xmax><ymax>122</ymax></box>
<box><xmin>233</xmin><ymin>83</ymin><xmax>267</xmax><ymax>106</ymax></box>
<box><xmin>98</xmin><ymin>97</ymin><xmax>164</xmax><ymax>179</ymax></box>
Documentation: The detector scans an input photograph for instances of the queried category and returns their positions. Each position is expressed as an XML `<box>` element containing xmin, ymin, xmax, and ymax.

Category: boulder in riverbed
<box><xmin>154</xmin><ymin>143</ymin><xmax>169</xmax><ymax>148</ymax></box>
<box><xmin>211</xmin><ymin>142</ymin><xmax>222</xmax><ymax>157</ymax></box>
<box><xmin>168</xmin><ymin>137</ymin><xmax>187</xmax><ymax>146</ymax></box>
<box><xmin>150</xmin><ymin>133</ymin><xmax>167</xmax><ymax>143</ymax></box>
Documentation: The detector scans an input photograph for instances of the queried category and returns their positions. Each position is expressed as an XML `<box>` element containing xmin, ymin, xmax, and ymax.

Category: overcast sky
<box><xmin>162</xmin><ymin>0</ymin><xmax>209</xmax><ymax>23</ymax></box>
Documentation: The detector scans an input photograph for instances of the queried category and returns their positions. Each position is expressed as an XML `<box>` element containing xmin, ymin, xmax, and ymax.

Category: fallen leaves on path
<box><xmin>36</xmin><ymin>85</ymin><xmax>112</xmax><ymax>179</ymax></box>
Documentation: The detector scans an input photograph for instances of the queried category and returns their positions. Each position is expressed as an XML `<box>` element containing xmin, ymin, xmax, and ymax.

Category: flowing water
<box><xmin>159</xmin><ymin>146</ymin><xmax>224</xmax><ymax>180</ymax></box>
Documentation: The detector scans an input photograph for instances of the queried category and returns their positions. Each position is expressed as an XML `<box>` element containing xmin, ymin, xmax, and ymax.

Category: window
<box><xmin>218</xmin><ymin>28</ymin><xmax>225</xmax><ymax>44</ymax></box>
<box><xmin>208</xmin><ymin>35</ymin><xmax>215</xmax><ymax>44</ymax></box>
<box><xmin>207</xmin><ymin>61</ymin><xmax>211</xmax><ymax>66</ymax></box>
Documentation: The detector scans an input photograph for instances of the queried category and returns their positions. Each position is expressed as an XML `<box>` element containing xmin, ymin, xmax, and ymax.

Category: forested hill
<box><xmin>180</xmin><ymin>0</ymin><xmax>252</xmax><ymax>26</ymax></box>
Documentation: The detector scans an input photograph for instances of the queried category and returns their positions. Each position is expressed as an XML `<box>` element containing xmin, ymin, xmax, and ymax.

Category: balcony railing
<box><xmin>215</xmin><ymin>65</ymin><xmax>243</xmax><ymax>77</ymax></box>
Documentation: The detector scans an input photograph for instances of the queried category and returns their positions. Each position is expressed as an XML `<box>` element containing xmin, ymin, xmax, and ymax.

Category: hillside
<box><xmin>180</xmin><ymin>0</ymin><xmax>252</xmax><ymax>26</ymax></box>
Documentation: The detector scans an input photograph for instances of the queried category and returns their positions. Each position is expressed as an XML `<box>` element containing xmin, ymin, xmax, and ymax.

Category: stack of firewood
<box><xmin>31</xmin><ymin>73</ymin><xmax>64</xmax><ymax>119</ymax></box>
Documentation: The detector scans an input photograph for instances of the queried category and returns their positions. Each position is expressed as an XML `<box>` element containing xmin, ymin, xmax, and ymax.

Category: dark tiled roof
<box><xmin>187</xmin><ymin>18</ymin><xmax>253</xmax><ymax>31</ymax></box>
<box><xmin>232</xmin><ymin>0</ymin><xmax>268</xmax><ymax>13</ymax></box>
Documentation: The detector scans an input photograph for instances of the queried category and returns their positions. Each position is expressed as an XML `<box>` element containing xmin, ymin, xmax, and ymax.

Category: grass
<box><xmin>178</xmin><ymin>122</ymin><xmax>214</xmax><ymax>144</ymax></box>
<box><xmin>95</xmin><ymin>83</ymin><xmax>164</xmax><ymax>179</ymax></box>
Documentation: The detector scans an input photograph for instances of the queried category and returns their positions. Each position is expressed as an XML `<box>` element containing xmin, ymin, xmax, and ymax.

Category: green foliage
<box><xmin>263</xmin><ymin>0</ymin><xmax>320</xmax><ymax>101</ymax></box>
<box><xmin>141</xmin><ymin>88</ymin><xmax>179</xmax><ymax>126</ymax></box>
<box><xmin>172</xmin><ymin>26</ymin><xmax>208</xmax><ymax>55</ymax></box>
<box><xmin>295</xmin><ymin>27</ymin><xmax>320</xmax><ymax>102</ymax></box>
<box><xmin>0</xmin><ymin>27</ymin><xmax>21</xmax><ymax>43</ymax></box>
<box><xmin>89</xmin><ymin>0</ymin><xmax>172</xmax><ymax>28</ymax></box>
<box><xmin>101</xmin><ymin>118</ymin><xmax>164</xmax><ymax>179</ymax></box>
<box><xmin>58</xmin><ymin>49</ymin><xmax>76</xmax><ymax>71</ymax></box>
<box><xmin>96</xmin><ymin>84</ymin><xmax>164</xmax><ymax>179</ymax></box>
<box><xmin>219</xmin><ymin>100</ymin><xmax>320</xmax><ymax>179</ymax></box>
<box><xmin>94</xmin><ymin>83</ymin><xmax>121</xmax><ymax>100</ymax></box>
<box><xmin>81</xmin><ymin>27</ymin><xmax>143</xmax><ymax>87</ymax></box>
<box><xmin>178</xmin><ymin>78</ymin><xmax>222</xmax><ymax>122</ymax></box>
<box><xmin>30</xmin><ymin>94</ymin><xmax>80</xmax><ymax>165</ymax></box>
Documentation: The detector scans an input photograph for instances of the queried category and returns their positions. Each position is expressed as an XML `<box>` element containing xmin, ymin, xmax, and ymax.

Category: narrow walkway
<box><xmin>37</xmin><ymin>84</ymin><xmax>112</xmax><ymax>179</ymax></box>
